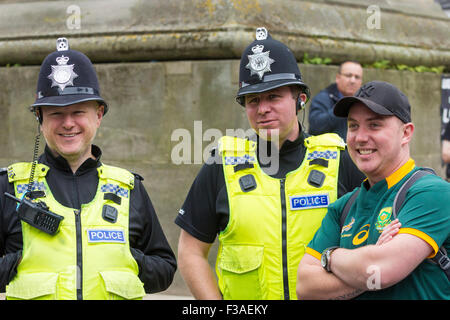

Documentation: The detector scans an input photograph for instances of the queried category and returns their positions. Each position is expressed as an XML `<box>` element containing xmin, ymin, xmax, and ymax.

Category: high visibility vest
<box><xmin>216</xmin><ymin>134</ymin><xmax>345</xmax><ymax>300</ymax></box>
<box><xmin>5</xmin><ymin>162</ymin><xmax>145</xmax><ymax>300</ymax></box>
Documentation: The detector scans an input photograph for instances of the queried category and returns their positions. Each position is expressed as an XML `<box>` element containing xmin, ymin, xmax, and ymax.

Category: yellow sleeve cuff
<box><xmin>398</xmin><ymin>228</ymin><xmax>439</xmax><ymax>258</ymax></box>
<box><xmin>305</xmin><ymin>247</ymin><xmax>322</xmax><ymax>261</ymax></box>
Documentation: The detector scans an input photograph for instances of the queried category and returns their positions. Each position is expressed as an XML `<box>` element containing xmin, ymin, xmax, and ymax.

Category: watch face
<box><xmin>321</xmin><ymin>252</ymin><xmax>327</xmax><ymax>268</ymax></box>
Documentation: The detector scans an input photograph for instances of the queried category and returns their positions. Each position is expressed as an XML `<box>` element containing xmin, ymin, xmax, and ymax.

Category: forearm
<box><xmin>329</xmin><ymin>219</ymin><xmax>402</xmax><ymax>290</ymax></box>
<box><xmin>330</xmin><ymin>233</ymin><xmax>432</xmax><ymax>290</ymax></box>
<box><xmin>129</xmin><ymin>181</ymin><xmax>177</xmax><ymax>293</ymax></box>
<box><xmin>296</xmin><ymin>254</ymin><xmax>364</xmax><ymax>300</ymax></box>
<box><xmin>131</xmin><ymin>247</ymin><xmax>176</xmax><ymax>294</ymax></box>
<box><xmin>0</xmin><ymin>251</ymin><xmax>22</xmax><ymax>292</ymax></box>
<box><xmin>177</xmin><ymin>230</ymin><xmax>222</xmax><ymax>300</ymax></box>
<box><xmin>179</xmin><ymin>253</ymin><xmax>222</xmax><ymax>300</ymax></box>
<box><xmin>329</xmin><ymin>246</ymin><xmax>378</xmax><ymax>290</ymax></box>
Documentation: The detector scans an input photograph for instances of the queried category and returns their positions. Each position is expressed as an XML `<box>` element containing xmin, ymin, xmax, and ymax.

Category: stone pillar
<box><xmin>0</xmin><ymin>0</ymin><xmax>449</xmax><ymax>68</ymax></box>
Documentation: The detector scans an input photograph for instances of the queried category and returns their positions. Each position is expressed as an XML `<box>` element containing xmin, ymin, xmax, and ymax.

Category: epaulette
<box><xmin>98</xmin><ymin>164</ymin><xmax>135</xmax><ymax>189</ymax></box>
<box><xmin>304</xmin><ymin>133</ymin><xmax>346</xmax><ymax>149</ymax></box>
<box><xmin>218</xmin><ymin>136</ymin><xmax>257</xmax><ymax>154</ymax></box>
<box><xmin>132</xmin><ymin>172</ymin><xmax>144</xmax><ymax>181</ymax></box>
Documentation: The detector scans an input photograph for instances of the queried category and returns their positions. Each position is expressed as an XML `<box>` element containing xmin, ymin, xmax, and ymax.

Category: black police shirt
<box><xmin>175</xmin><ymin>129</ymin><xmax>365</xmax><ymax>243</ymax></box>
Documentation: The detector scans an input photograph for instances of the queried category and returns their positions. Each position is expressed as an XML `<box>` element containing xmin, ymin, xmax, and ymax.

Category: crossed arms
<box><xmin>296</xmin><ymin>220</ymin><xmax>434</xmax><ymax>300</ymax></box>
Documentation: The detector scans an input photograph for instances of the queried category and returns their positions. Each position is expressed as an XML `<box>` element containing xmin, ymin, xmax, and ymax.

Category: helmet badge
<box><xmin>47</xmin><ymin>38</ymin><xmax>78</xmax><ymax>91</ymax></box>
<box><xmin>56</xmin><ymin>37</ymin><xmax>70</xmax><ymax>51</ymax></box>
<box><xmin>255</xmin><ymin>27</ymin><xmax>268</xmax><ymax>40</ymax></box>
<box><xmin>245</xmin><ymin>27</ymin><xmax>275</xmax><ymax>80</ymax></box>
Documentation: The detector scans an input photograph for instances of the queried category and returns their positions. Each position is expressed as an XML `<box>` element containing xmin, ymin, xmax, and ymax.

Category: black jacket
<box><xmin>308</xmin><ymin>83</ymin><xmax>348</xmax><ymax>140</ymax></box>
<box><xmin>0</xmin><ymin>145</ymin><xmax>176</xmax><ymax>295</ymax></box>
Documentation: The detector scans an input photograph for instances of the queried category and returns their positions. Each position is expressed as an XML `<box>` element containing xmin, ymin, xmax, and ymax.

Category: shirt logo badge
<box><xmin>356</xmin><ymin>83</ymin><xmax>376</xmax><ymax>98</ymax></box>
<box><xmin>290</xmin><ymin>194</ymin><xmax>329</xmax><ymax>211</ymax></box>
<box><xmin>87</xmin><ymin>229</ymin><xmax>125</xmax><ymax>244</ymax></box>
<box><xmin>341</xmin><ymin>217</ymin><xmax>355</xmax><ymax>234</ymax></box>
<box><xmin>375</xmin><ymin>207</ymin><xmax>392</xmax><ymax>232</ymax></box>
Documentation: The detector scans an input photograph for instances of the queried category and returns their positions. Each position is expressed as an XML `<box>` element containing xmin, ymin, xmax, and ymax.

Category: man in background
<box><xmin>308</xmin><ymin>61</ymin><xmax>363</xmax><ymax>140</ymax></box>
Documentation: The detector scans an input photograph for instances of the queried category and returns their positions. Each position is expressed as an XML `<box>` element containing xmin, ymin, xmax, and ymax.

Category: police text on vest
<box><xmin>290</xmin><ymin>193</ymin><xmax>329</xmax><ymax>210</ymax></box>
<box><xmin>87</xmin><ymin>229</ymin><xmax>126</xmax><ymax>243</ymax></box>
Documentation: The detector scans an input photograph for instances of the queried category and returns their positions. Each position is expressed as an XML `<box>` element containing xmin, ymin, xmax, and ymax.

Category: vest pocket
<box><xmin>219</xmin><ymin>244</ymin><xmax>266</xmax><ymax>299</ymax></box>
<box><xmin>6</xmin><ymin>272</ymin><xmax>58</xmax><ymax>300</ymax></box>
<box><xmin>99</xmin><ymin>271</ymin><xmax>145</xmax><ymax>300</ymax></box>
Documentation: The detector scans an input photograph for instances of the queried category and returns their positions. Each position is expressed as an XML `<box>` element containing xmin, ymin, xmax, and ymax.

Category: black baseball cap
<box><xmin>333</xmin><ymin>81</ymin><xmax>411</xmax><ymax>123</ymax></box>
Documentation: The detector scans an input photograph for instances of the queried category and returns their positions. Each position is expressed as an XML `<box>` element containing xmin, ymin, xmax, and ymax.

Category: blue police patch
<box><xmin>290</xmin><ymin>194</ymin><xmax>329</xmax><ymax>210</ymax></box>
<box><xmin>87</xmin><ymin>229</ymin><xmax>125</xmax><ymax>244</ymax></box>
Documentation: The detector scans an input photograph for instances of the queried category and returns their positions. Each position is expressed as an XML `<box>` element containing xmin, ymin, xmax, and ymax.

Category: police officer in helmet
<box><xmin>175</xmin><ymin>28</ymin><xmax>364</xmax><ymax>300</ymax></box>
<box><xmin>0</xmin><ymin>38</ymin><xmax>176</xmax><ymax>299</ymax></box>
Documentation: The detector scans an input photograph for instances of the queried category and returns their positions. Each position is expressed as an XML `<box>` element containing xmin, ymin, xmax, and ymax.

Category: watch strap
<box><xmin>322</xmin><ymin>246</ymin><xmax>339</xmax><ymax>272</ymax></box>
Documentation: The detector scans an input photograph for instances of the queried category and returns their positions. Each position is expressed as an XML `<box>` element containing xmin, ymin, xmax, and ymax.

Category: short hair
<box><xmin>338</xmin><ymin>61</ymin><xmax>362</xmax><ymax>74</ymax></box>
<box><xmin>288</xmin><ymin>85</ymin><xmax>304</xmax><ymax>100</ymax></box>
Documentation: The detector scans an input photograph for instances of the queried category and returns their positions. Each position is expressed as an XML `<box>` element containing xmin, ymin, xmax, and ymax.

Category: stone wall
<box><xmin>1</xmin><ymin>0</ymin><xmax>449</xmax><ymax>68</ymax></box>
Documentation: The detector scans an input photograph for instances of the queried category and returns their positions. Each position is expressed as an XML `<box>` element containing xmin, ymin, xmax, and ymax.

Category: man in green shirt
<box><xmin>297</xmin><ymin>81</ymin><xmax>450</xmax><ymax>299</ymax></box>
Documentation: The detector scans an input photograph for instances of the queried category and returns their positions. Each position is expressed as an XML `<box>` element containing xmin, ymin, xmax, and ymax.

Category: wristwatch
<box><xmin>321</xmin><ymin>246</ymin><xmax>339</xmax><ymax>272</ymax></box>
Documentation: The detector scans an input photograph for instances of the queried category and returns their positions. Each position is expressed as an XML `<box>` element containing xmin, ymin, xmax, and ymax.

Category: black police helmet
<box><xmin>236</xmin><ymin>27</ymin><xmax>310</xmax><ymax>107</ymax></box>
<box><xmin>31</xmin><ymin>38</ymin><xmax>108</xmax><ymax>119</ymax></box>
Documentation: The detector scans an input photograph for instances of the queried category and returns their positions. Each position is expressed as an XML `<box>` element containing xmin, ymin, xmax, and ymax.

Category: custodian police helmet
<box><xmin>31</xmin><ymin>38</ymin><xmax>108</xmax><ymax>120</ymax></box>
<box><xmin>236</xmin><ymin>27</ymin><xmax>310</xmax><ymax>109</ymax></box>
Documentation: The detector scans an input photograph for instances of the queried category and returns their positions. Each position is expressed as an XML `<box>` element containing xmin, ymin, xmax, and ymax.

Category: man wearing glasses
<box><xmin>308</xmin><ymin>61</ymin><xmax>363</xmax><ymax>140</ymax></box>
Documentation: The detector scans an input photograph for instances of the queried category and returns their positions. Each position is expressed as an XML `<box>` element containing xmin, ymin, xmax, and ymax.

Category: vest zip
<box><xmin>280</xmin><ymin>178</ymin><xmax>290</xmax><ymax>300</ymax></box>
<box><xmin>74</xmin><ymin>209</ymin><xmax>83</xmax><ymax>300</ymax></box>
<box><xmin>73</xmin><ymin>174</ymin><xmax>83</xmax><ymax>300</ymax></box>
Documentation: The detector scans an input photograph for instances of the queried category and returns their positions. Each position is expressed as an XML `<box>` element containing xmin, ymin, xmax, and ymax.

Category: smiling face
<box><xmin>244</xmin><ymin>86</ymin><xmax>306</xmax><ymax>147</ymax></box>
<box><xmin>346</xmin><ymin>102</ymin><xmax>414</xmax><ymax>185</ymax></box>
<box><xmin>40</xmin><ymin>101</ymin><xmax>104</xmax><ymax>171</ymax></box>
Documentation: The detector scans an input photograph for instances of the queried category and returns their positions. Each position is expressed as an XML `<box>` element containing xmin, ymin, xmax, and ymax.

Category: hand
<box><xmin>376</xmin><ymin>219</ymin><xmax>401</xmax><ymax>246</ymax></box>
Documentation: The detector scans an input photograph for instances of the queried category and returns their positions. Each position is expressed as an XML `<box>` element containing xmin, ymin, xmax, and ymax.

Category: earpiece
<box><xmin>34</xmin><ymin>107</ymin><xmax>43</xmax><ymax>124</ymax></box>
<box><xmin>296</xmin><ymin>99</ymin><xmax>305</xmax><ymax>111</ymax></box>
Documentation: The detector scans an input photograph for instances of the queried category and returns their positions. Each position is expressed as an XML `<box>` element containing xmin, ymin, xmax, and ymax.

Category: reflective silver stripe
<box><xmin>38</xmin><ymin>86</ymin><xmax>98</xmax><ymax>98</ymax></box>
<box><xmin>240</xmin><ymin>73</ymin><xmax>299</xmax><ymax>88</ymax></box>
<box><xmin>58</xmin><ymin>87</ymin><xmax>96</xmax><ymax>95</ymax></box>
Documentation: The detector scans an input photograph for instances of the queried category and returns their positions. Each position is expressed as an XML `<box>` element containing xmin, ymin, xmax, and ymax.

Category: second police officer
<box><xmin>0</xmin><ymin>38</ymin><xmax>176</xmax><ymax>299</ymax></box>
<box><xmin>175</xmin><ymin>28</ymin><xmax>365</xmax><ymax>300</ymax></box>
